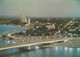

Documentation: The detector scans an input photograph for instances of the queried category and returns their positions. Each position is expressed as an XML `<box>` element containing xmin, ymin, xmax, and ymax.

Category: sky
<box><xmin>0</xmin><ymin>0</ymin><xmax>80</xmax><ymax>17</ymax></box>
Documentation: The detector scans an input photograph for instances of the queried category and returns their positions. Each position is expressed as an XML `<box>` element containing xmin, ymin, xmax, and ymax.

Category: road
<box><xmin>0</xmin><ymin>19</ymin><xmax>75</xmax><ymax>51</ymax></box>
<box><xmin>0</xmin><ymin>37</ymin><xmax>73</xmax><ymax>50</ymax></box>
<box><xmin>54</xmin><ymin>18</ymin><xmax>75</xmax><ymax>35</ymax></box>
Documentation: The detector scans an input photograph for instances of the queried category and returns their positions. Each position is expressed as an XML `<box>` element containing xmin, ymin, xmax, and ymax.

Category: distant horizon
<box><xmin>0</xmin><ymin>16</ymin><xmax>80</xmax><ymax>18</ymax></box>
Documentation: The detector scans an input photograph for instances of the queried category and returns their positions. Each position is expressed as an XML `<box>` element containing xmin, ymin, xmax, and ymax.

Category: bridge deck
<box><xmin>0</xmin><ymin>38</ymin><xmax>72</xmax><ymax>50</ymax></box>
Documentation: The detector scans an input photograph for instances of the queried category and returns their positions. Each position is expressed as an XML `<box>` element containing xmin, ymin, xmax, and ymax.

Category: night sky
<box><xmin>0</xmin><ymin>0</ymin><xmax>80</xmax><ymax>17</ymax></box>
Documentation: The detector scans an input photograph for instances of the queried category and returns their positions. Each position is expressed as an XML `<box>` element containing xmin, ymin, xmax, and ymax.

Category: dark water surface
<box><xmin>0</xmin><ymin>47</ymin><xmax>80</xmax><ymax>57</ymax></box>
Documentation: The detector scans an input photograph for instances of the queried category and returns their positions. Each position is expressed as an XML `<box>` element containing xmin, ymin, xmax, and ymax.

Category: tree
<box><xmin>1</xmin><ymin>34</ymin><xmax>7</xmax><ymax>40</ymax></box>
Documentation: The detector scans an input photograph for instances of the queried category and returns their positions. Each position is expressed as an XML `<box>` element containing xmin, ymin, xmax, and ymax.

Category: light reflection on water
<box><xmin>0</xmin><ymin>47</ymin><xmax>80</xmax><ymax>57</ymax></box>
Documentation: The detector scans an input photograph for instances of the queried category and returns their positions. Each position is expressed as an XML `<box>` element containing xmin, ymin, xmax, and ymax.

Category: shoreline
<box><xmin>7</xmin><ymin>30</ymin><xmax>80</xmax><ymax>48</ymax></box>
<box><xmin>0</xmin><ymin>25</ymin><xmax>80</xmax><ymax>48</ymax></box>
<box><xmin>0</xmin><ymin>24</ymin><xmax>27</xmax><ymax>37</ymax></box>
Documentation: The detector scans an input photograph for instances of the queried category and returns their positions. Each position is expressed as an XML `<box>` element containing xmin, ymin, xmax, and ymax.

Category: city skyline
<box><xmin>0</xmin><ymin>0</ymin><xmax>80</xmax><ymax>17</ymax></box>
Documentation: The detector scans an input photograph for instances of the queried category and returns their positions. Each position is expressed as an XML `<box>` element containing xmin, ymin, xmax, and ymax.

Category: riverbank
<box><xmin>6</xmin><ymin>31</ymin><xmax>80</xmax><ymax>48</ymax></box>
<box><xmin>39</xmin><ymin>37</ymin><xmax>80</xmax><ymax>48</ymax></box>
<box><xmin>6</xmin><ymin>28</ymin><xmax>80</xmax><ymax>48</ymax></box>
<box><xmin>0</xmin><ymin>24</ymin><xmax>79</xmax><ymax>48</ymax></box>
<box><xmin>0</xmin><ymin>25</ymin><xmax>27</xmax><ymax>45</ymax></box>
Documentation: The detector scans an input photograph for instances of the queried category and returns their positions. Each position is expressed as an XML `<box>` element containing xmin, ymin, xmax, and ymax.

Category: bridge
<box><xmin>0</xmin><ymin>37</ymin><xmax>73</xmax><ymax>51</ymax></box>
<box><xmin>0</xmin><ymin>19</ymin><xmax>75</xmax><ymax>51</ymax></box>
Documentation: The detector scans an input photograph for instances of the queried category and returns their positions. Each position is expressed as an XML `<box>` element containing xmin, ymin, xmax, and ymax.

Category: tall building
<box><xmin>20</xmin><ymin>16</ymin><xmax>27</xmax><ymax>22</ymax></box>
<box><xmin>20</xmin><ymin>16</ymin><xmax>30</xmax><ymax>26</ymax></box>
<box><xmin>28</xmin><ymin>18</ymin><xmax>30</xmax><ymax>26</ymax></box>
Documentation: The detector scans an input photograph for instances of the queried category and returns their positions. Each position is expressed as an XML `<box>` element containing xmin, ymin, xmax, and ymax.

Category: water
<box><xmin>0</xmin><ymin>25</ymin><xmax>27</xmax><ymax>34</ymax></box>
<box><xmin>0</xmin><ymin>25</ymin><xmax>80</xmax><ymax>57</ymax></box>
<box><xmin>0</xmin><ymin>25</ymin><xmax>27</xmax><ymax>44</ymax></box>
<box><xmin>0</xmin><ymin>47</ymin><xmax>80</xmax><ymax>57</ymax></box>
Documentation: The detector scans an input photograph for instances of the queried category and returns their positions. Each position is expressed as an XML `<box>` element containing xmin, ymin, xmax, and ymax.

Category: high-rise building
<box><xmin>20</xmin><ymin>16</ymin><xmax>30</xmax><ymax>26</ymax></box>
<box><xmin>20</xmin><ymin>16</ymin><xmax>27</xmax><ymax>22</ymax></box>
<box><xmin>28</xmin><ymin>18</ymin><xmax>30</xmax><ymax>26</ymax></box>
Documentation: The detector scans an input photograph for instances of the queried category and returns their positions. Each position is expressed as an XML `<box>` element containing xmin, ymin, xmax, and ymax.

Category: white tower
<box><xmin>20</xmin><ymin>16</ymin><xmax>30</xmax><ymax>26</ymax></box>
<box><xmin>28</xmin><ymin>18</ymin><xmax>30</xmax><ymax>26</ymax></box>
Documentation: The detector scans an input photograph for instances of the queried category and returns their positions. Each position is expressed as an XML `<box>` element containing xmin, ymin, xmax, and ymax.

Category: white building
<box><xmin>20</xmin><ymin>16</ymin><xmax>30</xmax><ymax>26</ymax></box>
<box><xmin>20</xmin><ymin>16</ymin><xmax>27</xmax><ymax>22</ymax></box>
<box><xmin>28</xmin><ymin>18</ymin><xmax>30</xmax><ymax>26</ymax></box>
<box><xmin>46</xmin><ymin>23</ymin><xmax>55</xmax><ymax>30</ymax></box>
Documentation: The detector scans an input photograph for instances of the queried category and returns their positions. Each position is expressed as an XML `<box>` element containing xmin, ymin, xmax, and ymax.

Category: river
<box><xmin>0</xmin><ymin>25</ymin><xmax>27</xmax><ymax>35</ymax></box>
<box><xmin>0</xmin><ymin>25</ymin><xmax>27</xmax><ymax>44</ymax></box>
<box><xmin>0</xmin><ymin>25</ymin><xmax>80</xmax><ymax>57</ymax></box>
<box><xmin>0</xmin><ymin>47</ymin><xmax>80</xmax><ymax>57</ymax></box>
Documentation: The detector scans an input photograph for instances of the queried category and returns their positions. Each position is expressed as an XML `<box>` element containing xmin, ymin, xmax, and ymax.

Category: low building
<box><xmin>69</xmin><ymin>29</ymin><xmax>76</xmax><ymax>32</ymax></box>
<box><xmin>45</xmin><ymin>23</ymin><xmax>55</xmax><ymax>30</ymax></box>
<box><xmin>68</xmin><ymin>27</ymin><xmax>79</xmax><ymax>32</ymax></box>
